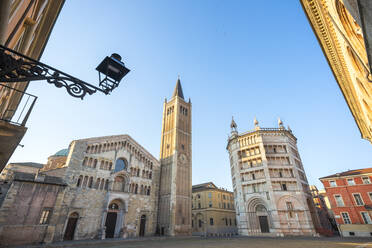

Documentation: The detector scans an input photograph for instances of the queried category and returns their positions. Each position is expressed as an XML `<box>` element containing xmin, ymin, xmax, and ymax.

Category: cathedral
<box><xmin>0</xmin><ymin>80</ymin><xmax>192</xmax><ymax>246</ymax></box>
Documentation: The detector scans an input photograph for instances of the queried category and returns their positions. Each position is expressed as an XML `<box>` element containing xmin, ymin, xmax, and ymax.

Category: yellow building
<box><xmin>0</xmin><ymin>0</ymin><xmax>65</xmax><ymax>171</ymax></box>
<box><xmin>192</xmin><ymin>182</ymin><xmax>237</xmax><ymax>236</ymax></box>
<box><xmin>300</xmin><ymin>0</ymin><xmax>372</xmax><ymax>143</ymax></box>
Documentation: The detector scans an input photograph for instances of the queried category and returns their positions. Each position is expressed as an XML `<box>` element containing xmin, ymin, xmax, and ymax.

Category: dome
<box><xmin>53</xmin><ymin>148</ymin><xmax>69</xmax><ymax>157</ymax></box>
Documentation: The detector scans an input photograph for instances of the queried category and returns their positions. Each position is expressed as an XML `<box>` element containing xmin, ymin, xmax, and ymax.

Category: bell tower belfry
<box><xmin>158</xmin><ymin>78</ymin><xmax>192</xmax><ymax>236</ymax></box>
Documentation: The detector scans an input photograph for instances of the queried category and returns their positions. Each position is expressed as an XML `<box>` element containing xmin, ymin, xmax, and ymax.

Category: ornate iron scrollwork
<box><xmin>0</xmin><ymin>45</ymin><xmax>107</xmax><ymax>99</ymax></box>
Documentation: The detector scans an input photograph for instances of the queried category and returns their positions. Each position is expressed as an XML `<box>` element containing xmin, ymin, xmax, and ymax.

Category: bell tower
<box><xmin>158</xmin><ymin>78</ymin><xmax>192</xmax><ymax>236</ymax></box>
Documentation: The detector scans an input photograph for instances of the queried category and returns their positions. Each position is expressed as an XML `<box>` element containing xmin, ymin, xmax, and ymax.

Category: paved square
<box><xmin>42</xmin><ymin>237</ymin><xmax>372</xmax><ymax>248</ymax></box>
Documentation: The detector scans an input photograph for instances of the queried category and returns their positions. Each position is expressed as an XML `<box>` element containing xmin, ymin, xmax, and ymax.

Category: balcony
<box><xmin>0</xmin><ymin>84</ymin><xmax>37</xmax><ymax>171</ymax></box>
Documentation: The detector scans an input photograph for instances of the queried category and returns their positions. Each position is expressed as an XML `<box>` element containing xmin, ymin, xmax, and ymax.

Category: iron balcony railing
<box><xmin>0</xmin><ymin>83</ymin><xmax>37</xmax><ymax>126</ymax></box>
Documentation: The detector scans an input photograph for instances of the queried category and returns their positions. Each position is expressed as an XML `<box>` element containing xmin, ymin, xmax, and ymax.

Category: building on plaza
<box><xmin>226</xmin><ymin>118</ymin><xmax>319</xmax><ymax>236</ymax></box>
<box><xmin>0</xmin><ymin>80</ymin><xmax>193</xmax><ymax>245</ymax></box>
<box><xmin>310</xmin><ymin>185</ymin><xmax>339</xmax><ymax>236</ymax></box>
<box><xmin>158</xmin><ymin>78</ymin><xmax>192</xmax><ymax>236</ymax></box>
<box><xmin>191</xmin><ymin>182</ymin><xmax>237</xmax><ymax>236</ymax></box>
<box><xmin>300</xmin><ymin>0</ymin><xmax>372</xmax><ymax>144</ymax></box>
<box><xmin>0</xmin><ymin>172</ymin><xmax>66</xmax><ymax>246</ymax></box>
<box><xmin>0</xmin><ymin>0</ymin><xmax>65</xmax><ymax>171</ymax></box>
<box><xmin>319</xmin><ymin>167</ymin><xmax>372</xmax><ymax>237</ymax></box>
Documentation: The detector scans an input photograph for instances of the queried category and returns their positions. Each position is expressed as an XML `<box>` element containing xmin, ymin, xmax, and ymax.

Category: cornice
<box><xmin>300</xmin><ymin>0</ymin><xmax>372</xmax><ymax>142</ymax></box>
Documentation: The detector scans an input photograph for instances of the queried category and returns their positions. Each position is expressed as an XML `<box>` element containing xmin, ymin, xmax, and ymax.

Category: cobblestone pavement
<box><xmin>29</xmin><ymin>236</ymin><xmax>372</xmax><ymax>248</ymax></box>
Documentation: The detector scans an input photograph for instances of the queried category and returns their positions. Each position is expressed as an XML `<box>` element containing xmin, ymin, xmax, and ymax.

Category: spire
<box><xmin>230</xmin><ymin>116</ymin><xmax>237</xmax><ymax>131</ymax></box>
<box><xmin>172</xmin><ymin>77</ymin><xmax>184</xmax><ymax>99</ymax></box>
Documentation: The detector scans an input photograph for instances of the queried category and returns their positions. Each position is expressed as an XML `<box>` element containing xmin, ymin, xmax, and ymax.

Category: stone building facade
<box><xmin>226</xmin><ymin>118</ymin><xmax>318</xmax><ymax>236</ymax></box>
<box><xmin>158</xmin><ymin>79</ymin><xmax>192</xmax><ymax>236</ymax></box>
<box><xmin>54</xmin><ymin>134</ymin><xmax>161</xmax><ymax>241</ymax></box>
<box><xmin>192</xmin><ymin>182</ymin><xmax>237</xmax><ymax>236</ymax></box>
<box><xmin>0</xmin><ymin>172</ymin><xmax>66</xmax><ymax>246</ymax></box>
<box><xmin>300</xmin><ymin>0</ymin><xmax>372</xmax><ymax>143</ymax></box>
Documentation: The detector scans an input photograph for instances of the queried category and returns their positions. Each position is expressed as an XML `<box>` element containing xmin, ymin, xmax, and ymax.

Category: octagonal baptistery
<box><xmin>51</xmin><ymin>134</ymin><xmax>160</xmax><ymax>241</ymax></box>
<box><xmin>226</xmin><ymin>118</ymin><xmax>320</xmax><ymax>236</ymax></box>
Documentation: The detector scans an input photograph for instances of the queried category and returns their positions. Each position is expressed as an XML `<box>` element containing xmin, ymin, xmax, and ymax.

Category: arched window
<box><xmin>140</xmin><ymin>185</ymin><xmax>144</xmax><ymax>194</ymax></box>
<box><xmin>135</xmin><ymin>184</ymin><xmax>138</xmax><ymax>194</ymax></box>
<box><xmin>77</xmin><ymin>175</ymin><xmax>83</xmax><ymax>187</ymax></box>
<box><xmin>88</xmin><ymin>158</ymin><xmax>93</xmax><ymax>167</ymax></box>
<box><xmin>105</xmin><ymin>161</ymin><xmax>108</xmax><ymax>170</ymax></box>
<box><xmin>100</xmin><ymin>179</ymin><xmax>105</xmax><ymax>190</ymax></box>
<box><xmin>109</xmin><ymin>162</ymin><xmax>113</xmax><ymax>171</ymax></box>
<box><xmin>82</xmin><ymin>157</ymin><xmax>87</xmax><ymax>166</ymax></box>
<box><xmin>147</xmin><ymin>186</ymin><xmax>151</xmax><ymax>195</ymax></box>
<box><xmin>95</xmin><ymin>178</ymin><xmax>100</xmax><ymax>189</ymax></box>
<box><xmin>142</xmin><ymin>170</ymin><xmax>145</xmax><ymax>178</ymax></box>
<box><xmin>149</xmin><ymin>172</ymin><xmax>152</xmax><ymax>179</ymax></box>
<box><xmin>86</xmin><ymin>146</ymin><xmax>90</xmax><ymax>153</ymax></box>
<box><xmin>82</xmin><ymin>176</ymin><xmax>89</xmax><ymax>188</ymax></box>
<box><xmin>88</xmin><ymin>176</ymin><xmax>93</xmax><ymax>188</ymax></box>
<box><xmin>93</xmin><ymin>159</ymin><xmax>97</xmax><ymax>169</ymax></box>
<box><xmin>137</xmin><ymin>170</ymin><xmax>140</xmax><ymax>177</ymax></box>
<box><xmin>105</xmin><ymin>179</ymin><xmax>109</xmax><ymax>191</ymax></box>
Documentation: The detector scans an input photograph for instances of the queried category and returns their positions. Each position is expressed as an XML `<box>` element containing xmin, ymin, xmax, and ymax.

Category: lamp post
<box><xmin>0</xmin><ymin>45</ymin><xmax>130</xmax><ymax>99</ymax></box>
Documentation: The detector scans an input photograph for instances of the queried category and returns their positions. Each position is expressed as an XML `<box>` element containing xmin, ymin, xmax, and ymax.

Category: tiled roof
<box><xmin>192</xmin><ymin>182</ymin><xmax>217</xmax><ymax>190</ymax></box>
<box><xmin>9</xmin><ymin>162</ymin><xmax>44</xmax><ymax>168</ymax></box>
<box><xmin>320</xmin><ymin>167</ymin><xmax>372</xmax><ymax>179</ymax></box>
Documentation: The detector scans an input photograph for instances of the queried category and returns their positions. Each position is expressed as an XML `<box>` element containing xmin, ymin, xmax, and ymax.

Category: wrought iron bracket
<box><xmin>0</xmin><ymin>45</ymin><xmax>111</xmax><ymax>99</ymax></box>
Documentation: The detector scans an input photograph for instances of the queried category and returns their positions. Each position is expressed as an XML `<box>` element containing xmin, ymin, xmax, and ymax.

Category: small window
<box><xmin>39</xmin><ymin>209</ymin><xmax>51</xmax><ymax>224</ymax></box>
<box><xmin>281</xmin><ymin>183</ymin><xmax>287</xmax><ymax>191</ymax></box>
<box><xmin>208</xmin><ymin>192</ymin><xmax>212</xmax><ymax>198</ymax></box>
<box><xmin>349</xmin><ymin>232</ymin><xmax>355</xmax><ymax>236</ymax></box>
<box><xmin>252</xmin><ymin>173</ymin><xmax>255</xmax><ymax>180</ymax></box>
<box><xmin>225</xmin><ymin>218</ymin><xmax>228</xmax><ymax>226</ymax></box>
<box><xmin>198</xmin><ymin>219</ymin><xmax>202</xmax><ymax>228</ymax></box>
<box><xmin>362</xmin><ymin>177</ymin><xmax>371</xmax><ymax>184</ymax></box>
<box><xmin>353</xmin><ymin>194</ymin><xmax>364</xmax><ymax>206</ymax></box>
<box><xmin>341</xmin><ymin>212</ymin><xmax>351</xmax><ymax>224</ymax></box>
<box><xmin>335</xmin><ymin>195</ymin><xmax>345</xmax><ymax>207</ymax></box>
<box><xmin>198</xmin><ymin>203</ymin><xmax>201</xmax><ymax>209</ymax></box>
<box><xmin>347</xmin><ymin>178</ymin><xmax>355</xmax><ymax>185</ymax></box>
<box><xmin>361</xmin><ymin>212</ymin><xmax>372</xmax><ymax>224</ymax></box>
<box><xmin>329</xmin><ymin>180</ymin><xmax>337</xmax><ymax>187</ymax></box>
<box><xmin>209</xmin><ymin>201</ymin><xmax>212</xmax><ymax>207</ymax></box>
<box><xmin>279</xmin><ymin>171</ymin><xmax>283</xmax><ymax>178</ymax></box>
<box><xmin>210</xmin><ymin>218</ymin><xmax>214</xmax><ymax>225</ymax></box>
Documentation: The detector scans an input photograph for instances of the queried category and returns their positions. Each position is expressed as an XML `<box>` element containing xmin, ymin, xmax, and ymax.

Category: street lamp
<box><xmin>0</xmin><ymin>45</ymin><xmax>130</xmax><ymax>99</ymax></box>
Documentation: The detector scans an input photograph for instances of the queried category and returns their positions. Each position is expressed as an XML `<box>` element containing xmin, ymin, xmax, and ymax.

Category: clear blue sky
<box><xmin>10</xmin><ymin>0</ymin><xmax>371</xmax><ymax>190</ymax></box>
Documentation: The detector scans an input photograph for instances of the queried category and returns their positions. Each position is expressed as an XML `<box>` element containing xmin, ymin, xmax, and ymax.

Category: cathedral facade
<box><xmin>0</xmin><ymin>80</ymin><xmax>192</xmax><ymax>245</ymax></box>
<box><xmin>227</xmin><ymin>118</ymin><xmax>319</xmax><ymax>236</ymax></box>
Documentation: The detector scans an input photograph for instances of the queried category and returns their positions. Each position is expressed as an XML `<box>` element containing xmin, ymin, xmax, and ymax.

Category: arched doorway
<box><xmin>256</xmin><ymin>205</ymin><xmax>270</xmax><ymax>233</ymax></box>
<box><xmin>105</xmin><ymin>203</ymin><xmax>119</xmax><ymax>238</ymax></box>
<box><xmin>139</xmin><ymin>215</ymin><xmax>146</xmax><ymax>236</ymax></box>
<box><xmin>64</xmin><ymin>212</ymin><xmax>79</xmax><ymax>240</ymax></box>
